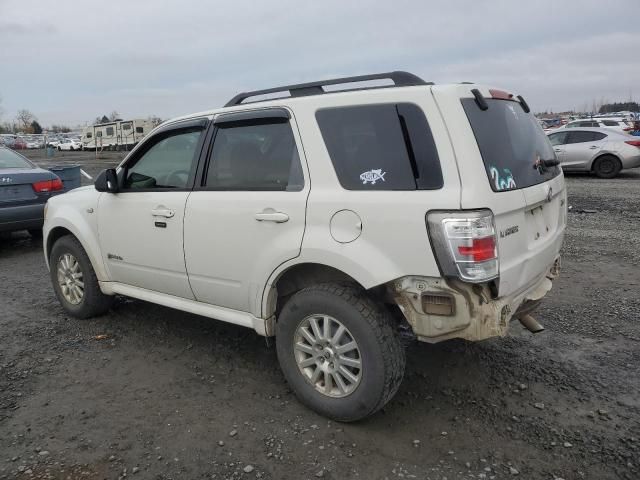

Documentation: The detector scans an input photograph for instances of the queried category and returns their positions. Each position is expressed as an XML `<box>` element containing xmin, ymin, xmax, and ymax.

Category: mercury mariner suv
<box><xmin>44</xmin><ymin>72</ymin><xmax>565</xmax><ymax>421</ymax></box>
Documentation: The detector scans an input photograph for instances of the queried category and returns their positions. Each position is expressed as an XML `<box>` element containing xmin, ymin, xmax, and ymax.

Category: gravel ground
<box><xmin>1</xmin><ymin>151</ymin><xmax>639</xmax><ymax>480</ymax></box>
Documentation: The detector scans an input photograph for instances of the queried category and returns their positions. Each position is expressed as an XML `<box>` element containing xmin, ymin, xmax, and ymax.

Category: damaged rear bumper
<box><xmin>390</xmin><ymin>256</ymin><xmax>561</xmax><ymax>343</ymax></box>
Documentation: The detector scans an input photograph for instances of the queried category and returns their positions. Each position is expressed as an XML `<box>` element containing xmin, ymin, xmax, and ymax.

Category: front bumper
<box><xmin>391</xmin><ymin>255</ymin><xmax>561</xmax><ymax>343</ymax></box>
<box><xmin>0</xmin><ymin>203</ymin><xmax>45</xmax><ymax>233</ymax></box>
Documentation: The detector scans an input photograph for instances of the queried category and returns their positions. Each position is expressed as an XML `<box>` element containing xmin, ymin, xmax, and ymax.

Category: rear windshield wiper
<box><xmin>534</xmin><ymin>158</ymin><xmax>560</xmax><ymax>171</ymax></box>
<box><xmin>541</xmin><ymin>158</ymin><xmax>560</xmax><ymax>167</ymax></box>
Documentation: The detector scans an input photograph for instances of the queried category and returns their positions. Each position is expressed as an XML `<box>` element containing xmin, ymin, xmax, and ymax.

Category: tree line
<box><xmin>0</xmin><ymin>96</ymin><xmax>162</xmax><ymax>135</ymax></box>
<box><xmin>598</xmin><ymin>102</ymin><xmax>639</xmax><ymax>114</ymax></box>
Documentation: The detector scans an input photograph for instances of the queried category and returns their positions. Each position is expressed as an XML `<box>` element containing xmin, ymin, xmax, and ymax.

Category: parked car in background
<box><xmin>58</xmin><ymin>138</ymin><xmax>83</xmax><ymax>151</ymax></box>
<box><xmin>26</xmin><ymin>137</ymin><xmax>44</xmax><ymax>149</ymax></box>
<box><xmin>46</xmin><ymin>138</ymin><xmax>63</xmax><ymax>148</ymax></box>
<box><xmin>0</xmin><ymin>136</ymin><xmax>16</xmax><ymax>149</ymax></box>
<box><xmin>0</xmin><ymin>147</ymin><xmax>64</xmax><ymax>236</ymax></box>
<box><xmin>12</xmin><ymin>137</ymin><xmax>28</xmax><ymax>150</ymax></box>
<box><xmin>547</xmin><ymin>128</ymin><xmax>640</xmax><ymax>178</ymax></box>
<box><xmin>558</xmin><ymin>118</ymin><xmax>633</xmax><ymax>133</ymax></box>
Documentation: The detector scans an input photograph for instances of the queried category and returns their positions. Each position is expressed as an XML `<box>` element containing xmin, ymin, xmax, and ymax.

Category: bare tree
<box><xmin>16</xmin><ymin>109</ymin><xmax>35</xmax><ymax>131</ymax></box>
<box><xmin>109</xmin><ymin>110</ymin><xmax>120</xmax><ymax>121</ymax></box>
<box><xmin>148</xmin><ymin>115</ymin><xmax>163</xmax><ymax>127</ymax></box>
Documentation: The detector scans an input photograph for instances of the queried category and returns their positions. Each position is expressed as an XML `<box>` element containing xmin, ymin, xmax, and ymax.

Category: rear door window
<box><xmin>566</xmin><ymin>131</ymin><xmax>606</xmax><ymax>144</ymax></box>
<box><xmin>462</xmin><ymin>98</ymin><xmax>559</xmax><ymax>191</ymax></box>
<box><xmin>602</xmin><ymin>120</ymin><xmax>618</xmax><ymax>126</ymax></box>
<box><xmin>205</xmin><ymin>118</ymin><xmax>303</xmax><ymax>191</ymax></box>
<box><xmin>316</xmin><ymin>104</ymin><xmax>443</xmax><ymax>190</ymax></box>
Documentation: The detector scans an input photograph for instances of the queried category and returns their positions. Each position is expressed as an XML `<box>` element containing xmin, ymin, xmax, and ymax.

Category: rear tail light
<box><xmin>625</xmin><ymin>140</ymin><xmax>640</xmax><ymax>148</ymax></box>
<box><xmin>623</xmin><ymin>127</ymin><xmax>634</xmax><ymax>132</ymax></box>
<box><xmin>32</xmin><ymin>178</ymin><xmax>64</xmax><ymax>193</ymax></box>
<box><xmin>427</xmin><ymin>210</ymin><xmax>499</xmax><ymax>282</ymax></box>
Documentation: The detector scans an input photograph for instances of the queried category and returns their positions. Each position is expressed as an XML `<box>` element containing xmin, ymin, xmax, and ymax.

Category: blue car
<box><xmin>0</xmin><ymin>147</ymin><xmax>64</xmax><ymax>236</ymax></box>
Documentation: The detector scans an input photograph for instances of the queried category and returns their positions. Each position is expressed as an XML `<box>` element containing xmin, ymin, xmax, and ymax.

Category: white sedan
<box><xmin>58</xmin><ymin>139</ymin><xmax>83</xmax><ymax>151</ymax></box>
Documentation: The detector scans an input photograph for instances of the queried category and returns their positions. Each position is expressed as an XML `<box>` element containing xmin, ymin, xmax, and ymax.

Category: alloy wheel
<box><xmin>57</xmin><ymin>253</ymin><xmax>84</xmax><ymax>305</ymax></box>
<box><xmin>293</xmin><ymin>314</ymin><xmax>363</xmax><ymax>398</ymax></box>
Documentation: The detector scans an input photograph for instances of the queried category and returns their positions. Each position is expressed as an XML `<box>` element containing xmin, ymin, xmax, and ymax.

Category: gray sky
<box><xmin>1</xmin><ymin>0</ymin><xmax>638</xmax><ymax>127</ymax></box>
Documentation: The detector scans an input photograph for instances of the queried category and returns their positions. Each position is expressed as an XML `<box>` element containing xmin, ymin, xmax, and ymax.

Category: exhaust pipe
<box><xmin>519</xmin><ymin>314</ymin><xmax>545</xmax><ymax>333</ymax></box>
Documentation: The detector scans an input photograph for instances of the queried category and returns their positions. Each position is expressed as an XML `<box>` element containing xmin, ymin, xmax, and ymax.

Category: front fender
<box><xmin>44</xmin><ymin>191</ymin><xmax>107</xmax><ymax>281</ymax></box>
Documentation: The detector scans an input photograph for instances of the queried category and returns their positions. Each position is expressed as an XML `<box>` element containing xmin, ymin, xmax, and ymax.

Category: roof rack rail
<box><xmin>224</xmin><ymin>71</ymin><xmax>431</xmax><ymax>107</ymax></box>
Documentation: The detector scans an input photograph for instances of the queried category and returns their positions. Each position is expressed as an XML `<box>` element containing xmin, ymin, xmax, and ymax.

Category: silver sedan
<box><xmin>547</xmin><ymin>128</ymin><xmax>640</xmax><ymax>178</ymax></box>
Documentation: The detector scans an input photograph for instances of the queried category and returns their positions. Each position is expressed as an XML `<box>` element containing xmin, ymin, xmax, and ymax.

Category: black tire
<box><xmin>593</xmin><ymin>155</ymin><xmax>621</xmax><ymax>179</ymax></box>
<box><xmin>28</xmin><ymin>229</ymin><xmax>42</xmax><ymax>238</ymax></box>
<box><xmin>57</xmin><ymin>146</ymin><xmax>61</xmax><ymax>151</ymax></box>
<box><xmin>276</xmin><ymin>283</ymin><xmax>405</xmax><ymax>422</ymax></box>
<box><xmin>49</xmin><ymin>235</ymin><xmax>113</xmax><ymax>319</ymax></box>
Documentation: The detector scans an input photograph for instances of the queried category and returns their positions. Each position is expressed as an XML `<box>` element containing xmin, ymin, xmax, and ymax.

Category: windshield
<box><xmin>0</xmin><ymin>148</ymin><xmax>33</xmax><ymax>169</ymax></box>
<box><xmin>462</xmin><ymin>98</ymin><xmax>560</xmax><ymax>191</ymax></box>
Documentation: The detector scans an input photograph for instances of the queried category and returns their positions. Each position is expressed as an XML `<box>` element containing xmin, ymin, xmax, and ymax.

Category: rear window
<box><xmin>316</xmin><ymin>103</ymin><xmax>443</xmax><ymax>190</ymax></box>
<box><xmin>462</xmin><ymin>98</ymin><xmax>560</xmax><ymax>191</ymax></box>
<box><xmin>0</xmin><ymin>148</ymin><xmax>32</xmax><ymax>169</ymax></box>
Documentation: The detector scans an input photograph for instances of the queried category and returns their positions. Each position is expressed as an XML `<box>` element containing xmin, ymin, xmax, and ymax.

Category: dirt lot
<box><xmin>1</xmin><ymin>150</ymin><xmax>639</xmax><ymax>480</ymax></box>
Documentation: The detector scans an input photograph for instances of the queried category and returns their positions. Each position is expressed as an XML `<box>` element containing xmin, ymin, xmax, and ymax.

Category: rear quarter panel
<box><xmin>267</xmin><ymin>86</ymin><xmax>461</xmax><ymax>292</ymax></box>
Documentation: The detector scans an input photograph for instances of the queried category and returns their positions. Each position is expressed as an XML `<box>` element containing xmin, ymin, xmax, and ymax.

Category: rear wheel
<box><xmin>50</xmin><ymin>235</ymin><xmax>113</xmax><ymax>318</ymax></box>
<box><xmin>593</xmin><ymin>155</ymin><xmax>621</xmax><ymax>179</ymax></box>
<box><xmin>276</xmin><ymin>283</ymin><xmax>405</xmax><ymax>422</ymax></box>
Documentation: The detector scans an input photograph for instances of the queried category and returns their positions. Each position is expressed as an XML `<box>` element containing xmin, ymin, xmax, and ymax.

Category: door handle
<box><xmin>255</xmin><ymin>210</ymin><xmax>289</xmax><ymax>223</ymax></box>
<box><xmin>554</xmin><ymin>148</ymin><xmax>562</xmax><ymax>152</ymax></box>
<box><xmin>589</xmin><ymin>145</ymin><xmax>598</xmax><ymax>149</ymax></box>
<box><xmin>151</xmin><ymin>207</ymin><xmax>175</xmax><ymax>218</ymax></box>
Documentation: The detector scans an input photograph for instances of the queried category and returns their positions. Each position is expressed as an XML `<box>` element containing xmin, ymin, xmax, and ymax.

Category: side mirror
<box><xmin>95</xmin><ymin>168</ymin><xmax>119</xmax><ymax>193</ymax></box>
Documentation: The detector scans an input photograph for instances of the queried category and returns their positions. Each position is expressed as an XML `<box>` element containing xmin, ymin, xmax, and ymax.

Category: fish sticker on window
<box><xmin>360</xmin><ymin>169</ymin><xmax>386</xmax><ymax>185</ymax></box>
<box><xmin>489</xmin><ymin>166</ymin><xmax>516</xmax><ymax>191</ymax></box>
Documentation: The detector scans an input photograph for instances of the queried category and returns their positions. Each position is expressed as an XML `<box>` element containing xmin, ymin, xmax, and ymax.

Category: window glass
<box><xmin>548</xmin><ymin>132</ymin><xmax>568</xmax><ymax>146</ymax></box>
<box><xmin>106</xmin><ymin>127</ymin><xmax>114</xmax><ymax>136</ymax></box>
<box><xmin>124</xmin><ymin>129</ymin><xmax>203</xmax><ymax>189</ymax></box>
<box><xmin>86</xmin><ymin>132</ymin><xmax>92</xmax><ymax>139</ymax></box>
<box><xmin>136</xmin><ymin>126</ymin><xmax>144</xmax><ymax>133</ymax></box>
<box><xmin>462</xmin><ymin>98</ymin><xmax>559</xmax><ymax>191</ymax></box>
<box><xmin>205</xmin><ymin>120</ymin><xmax>303</xmax><ymax>191</ymax></box>
<box><xmin>602</xmin><ymin>120</ymin><xmax>618</xmax><ymax>126</ymax></box>
<box><xmin>96</xmin><ymin>131</ymin><xmax>102</xmax><ymax>137</ymax></box>
<box><xmin>566</xmin><ymin>131</ymin><xmax>605</xmax><ymax>144</ymax></box>
<box><xmin>122</xmin><ymin>123</ymin><xmax>132</xmax><ymax>130</ymax></box>
<box><xmin>0</xmin><ymin>148</ymin><xmax>32</xmax><ymax>168</ymax></box>
<box><xmin>316</xmin><ymin>104</ymin><xmax>442</xmax><ymax>190</ymax></box>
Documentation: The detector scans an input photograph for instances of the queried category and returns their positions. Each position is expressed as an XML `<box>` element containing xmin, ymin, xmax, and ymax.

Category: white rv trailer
<box><xmin>81</xmin><ymin>119</ymin><xmax>154</xmax><ymax>150</ymax></box>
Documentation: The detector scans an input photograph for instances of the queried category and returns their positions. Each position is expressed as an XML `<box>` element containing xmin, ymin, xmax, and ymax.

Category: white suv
<box><xmin>44</xmin><ymin>72</ymin><xmax>566</xmax><ymax>421</ymax></box>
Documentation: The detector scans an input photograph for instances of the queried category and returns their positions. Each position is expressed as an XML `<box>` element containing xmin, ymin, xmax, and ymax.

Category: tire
<box><xmin>49</xmin><ymin>235</ymin><xmax>113</xmax><ymax>319</ymax></box>
<box><xmin>57</xmin><ymin>146</ymin><xmax>61</xmax><ymax>151</ymax></box>
<box><xmin>593</xmin><ymin>155</ymin><xmax>621</xmax><ymax>179</ymax></box>
<box><xmin>28</xmin><ymin>229</ymin><xmax>42</xmax><ymax>238</ymax></box>
<box><xmin>276</xmin><ymin>283</ymin><xmax>405</xmax><ymax>422</ymax></box>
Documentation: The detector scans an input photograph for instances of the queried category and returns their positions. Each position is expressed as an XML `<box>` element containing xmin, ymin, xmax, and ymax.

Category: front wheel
<box><xmin>276</xmin><ymin>283</ymin><xmax>405</xmax><ymax>422</ymax></box>
<box><xmin>50</xmin><ymin>235</ymin><xmax>113</xmax><ymax>318</ymax></box>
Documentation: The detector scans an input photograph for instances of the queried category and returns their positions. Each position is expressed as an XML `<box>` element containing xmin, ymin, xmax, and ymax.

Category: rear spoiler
<box><xmin>470</xmin><ymin>88</ymin><xmax>530</xmax><ymax>113</ymax></box>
